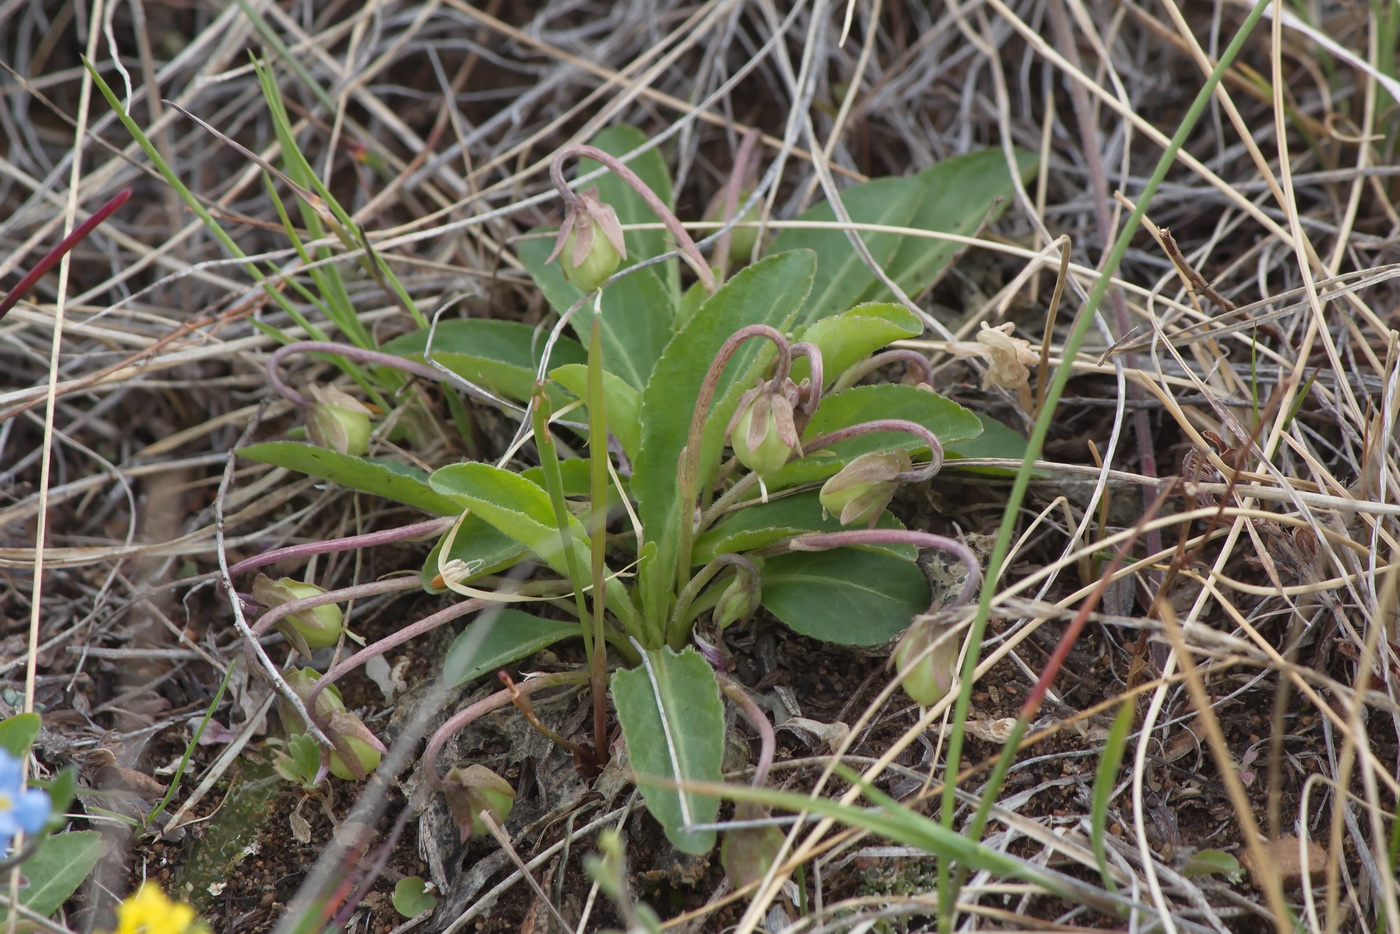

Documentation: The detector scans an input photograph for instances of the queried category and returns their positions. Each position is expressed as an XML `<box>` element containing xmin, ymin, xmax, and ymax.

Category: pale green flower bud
<box><xmin>253</xmin><ymin>575</ymin><xmax>344</xmax><ymax>655</ymax></box>
<box><xmin>323</xmin><ymin>711</ymin><xmax>385</xmax><ymax>782</ymax></box>
<box><xmin>720</xmin><ymin>804</ymin><xmax>785</xmax><ymax>889</ymax></box>
<box><xmin>547</xmin><ymin>186</ymin><xmax>626</xmax><ymax>292</ymax></box>
<box><xmin>712</xmin><ymin>567</ymin><xmax>761</xmax><ymax>630</ymax></box>
<box><xmin>892</xmin><ymin>615</ymin><xmax>960</xmax><ymax>707</ymax></box>
<box><xmin>442</xmin><ymin>764</ymin><xmax>516</xmax><ymax>841</ymax></box>
<box><xmin>305</xmin><ymin>385</ymin><xmax>374</xmax><ymax>455</ymax></box>
<box><xmin>728</xmin><ymin>383</ymin><xmax>800</xmax><ymax>480</ymax></box>
<box><xmin>818</xmin><ymin>450</ymin><xmax>911</xmax><ymax>527</ymax></box>
<box><xmin>278</xmin><ymin>667</ymin><xmax>385</xmax><ymax>782</ymax></box>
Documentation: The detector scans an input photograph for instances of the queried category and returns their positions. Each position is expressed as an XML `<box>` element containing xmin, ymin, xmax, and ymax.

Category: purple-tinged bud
<box><xmin>442</xmin><ymin>764</ymin><xmax>516</xmax><ymax>841</ymax></box>
<box><xmin>892</xmin><ymin>614</ymin><xmax>961</xmax><ymax>707</ymax></box>
<box><xmin>278</xmin><ymin>667</ymin><xmax>385</xmax><ymax>782</ymax></box>
<box><xmin>720</xmin><ymin>803</ymin><xmax>785</xmax><ymax>889</ymax></box>
<box><xmin>253</xmin><ymin>575</ymin><xmax>345</xmax><ymax>655</ymax></box>
<box><xmin>304</xmin><ymin>385</ymin><xmax>373</xmax><ymax>455</ymax></box>
<box><xmin>547</xmin><ymin>186</ymin><xmax>627</xmax><ymax>292</ymax></box>
<box><xmin>819</xmin><ymin>450</ymin><xmax>911</xmax><ymax>527</ymax></box>
<box><xmin>712</xmin><ymin>569</ymin><xmax>761</xmax><ymax>630</ymax></box>
<box><xmin>728</xmin><ymin>381</ymin><xmax>800</xmax><ymax>481</ymax></box>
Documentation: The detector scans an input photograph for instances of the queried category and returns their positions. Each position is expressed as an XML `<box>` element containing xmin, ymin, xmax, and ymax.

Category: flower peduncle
<box><xmin>550</xmin><ymin>144</ymin><xmax>717</xmax><ymax>294</ymax></box>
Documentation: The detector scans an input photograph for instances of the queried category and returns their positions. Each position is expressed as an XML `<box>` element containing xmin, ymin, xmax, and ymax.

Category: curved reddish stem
<box><xmin>423</xmin><ymin>671</ymin><xmax>589</xmax><ymax>790</ymax></box>
<box><xmin>306</xmin><ymin>596</ymin><xmax>491</xmax><ymax>715</ymax></box>
<box><xmin>717</xmin><ymin>674</ymin><xmax>775</xmax><ymax>790</ymax></box>
<box><xmin>227</xmin><ymin>518</ymin><xmax>454</xmax><ymax>580</ymax></box>
<box><xmin>831</xmin><ymin>349</ymin><xmax>933</xmax><ymax>392</ymax></box>
<box><xmin>267</xmin><ymin>341</ymin><xmax>452</xmax><ymax>407</ymax></box>
<box><xmin>551</xmin><ymin>144</ymin><xmax>716</xmax><ymax>294</ymax></box>
<box><xmin>786</xmin><ymin>529</ymin><xmax>981</xmax><ymax>609</ymax></box>
<box><xmin>248</xmin><ymin>576</ymin><xmax>420</xmax><ymax>642</ymax></box>
<box><xmin>804</xmin><ymin>418</ymin><xmax>945</xmax><ymax>482</ymax></box>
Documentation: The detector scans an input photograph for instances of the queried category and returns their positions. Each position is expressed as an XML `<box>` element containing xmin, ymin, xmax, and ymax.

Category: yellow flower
<box><xmin>114</xmin><ymin>883</ymin><xmax>197</xmax><ymax>934</ymax></box>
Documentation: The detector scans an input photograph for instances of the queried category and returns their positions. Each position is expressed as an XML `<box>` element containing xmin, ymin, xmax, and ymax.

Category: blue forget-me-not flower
<box><xmin>0</xmin><ymin>748</ymin><xmax>51</xmax><ymax>854</ymax></box>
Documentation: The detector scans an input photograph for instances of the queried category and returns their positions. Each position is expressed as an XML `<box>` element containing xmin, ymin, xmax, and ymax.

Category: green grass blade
<box><xmin>934</xmin><ymin>0</ymin><xmax>1274</xmax><ymax>926</ymax></box>
<box><xmin>1091</xmin><ymin>699</ymin><xmax>1136</xmax><ymax>894</ymax></box>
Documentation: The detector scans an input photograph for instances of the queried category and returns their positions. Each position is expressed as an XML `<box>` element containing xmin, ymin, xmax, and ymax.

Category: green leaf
<box><xmin>238</xmin><ymin>442</ymin><xmax>466</xmax><ymax>515</ymax></box>
<box><xmin>0</xmin><ymin>831</ymin><xmax>103</xmax><ymax>920</ymax></box>
<box><xmin>792</xmin><ymin>302</ymin><xmax>923</xmax><ymax>388</ymax></box>
<box><xmin>42</xmin><ymin>767</ymin><xmax>78</xmax><ymax>826</ymax></box>
<box><xmin>380</xmin><ymin>319</ymin><xmax>585</xmax><ymax>404</ymax></box>
<box><xmin>945</xmin><ymin>412</ymin><xmax>1042</xmax><ymax>477</ymax></box>
<box><xmin>1091</xmin><ymin>700</ymin><xmax>1135</xmax><ymax>893</ymax></box>
<box><xmin>770</xmin><ymin>176</ymin><xmax>924</xmax><ymax>326</ymax></box>
<box><xmin>422</xmin><ymin>460</ymin><xmax>626</xmax><ymax>592</ymax></box>
<box><xmin>288</xmin><ymin>734</ymin><xmax>322</xmax><ymax>778</ymax></box>
<box><xmin>694</xmin><ymin>491</ymin><xmax>911</xmax><ymax>564</ymax></box>
<box><xmin>861</xmin><ymin>149</ymin><xmax>1038</xmax><ymax>304</ymax></box>
<box><xmin>551</xmin><ymin>364</ymin><xmax>641</xmax><ymax>458</ymax></box>
<box><xmin>761</xmin><ymin>548</ymin><xmax>929</xmax><ymax>645</ymax></box>
<box><xmin>585</xmin><ymin>266</ymin><xmax>672</xmax><ymax>392</ymax></box>
<box><xmin>0</xmin><ymin>713</ymin><xmax>40</xmax><ymax>757</ymax></box>
<box><xmin>392</xmin><ymin>877</ymin><xmax>439</xmax><ymax>917</ymax></box>
<box><xmin>1182</xmin><ymin>849</ymin><xmax>1243</xmax><ymax>880</ymax></box>
<box><xmin>428</xmin><ymin>463</ymin><xmax>591</xmax><ymax>581</ymax></box>
<box><xmin>441</xmin><ymin>609</ymin><xmax>580</xmax><ymax>687</ymax></box>
<box><xmin>805</xmin><ymin>384</ymin><xmax>983</xmax><ymax>447</ymax></box>
<box><xmin>633</xmin><ymin>250</ymin><xmax>817</xmax><ymax>625</ymax></box>
<box><xmin>612</xmin><ymin>647</ymin><xmax>724</xmax><ymax>854</ymax></box>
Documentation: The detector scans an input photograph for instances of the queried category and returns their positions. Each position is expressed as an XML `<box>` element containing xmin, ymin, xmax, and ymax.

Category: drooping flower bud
<box><xmin>278</xmin><ymin>667</ymin><xmax>385</xmax><ymax>782</ymax></box>
<box><xmin>819</xmin><ymin>449</ymin><xmax>911</xmax><ymax>527</ymax></box>
<box><xmin>720</xmin><ymin>803</ymin><xmax>786</xmax><ymax>889</ymax></box>
<box><xmin>727</xmin><ymin>380</ymin><xmax>801</xmax><ymax>483</ymax></box>
<box><xmin>442</xmin><ymin>764</ymin><xmax>516</xmax><ymax>842</ymax></box>
<box><xmin>547</xmin><ymin>186</ymin><xmax>627</xmax><ymax>292</ymax></box>
<box><xmin>712</xmin><ymin>564</ymin><xmax>761</xmax><ymax>630</ymax></box>
<box><xmin>892</xmin><ymin>614</ymin><xmax>961</xmax><ymax>707</ymax></box>
<box><xmin>253</xmin><ymin>575</ymin><xmax>345</xmax><ymax>655</ymax></box>
<box><xmin>304</xmin><ymin>384</ymin><xmax>374</xmax><ymax>455</ymax></box>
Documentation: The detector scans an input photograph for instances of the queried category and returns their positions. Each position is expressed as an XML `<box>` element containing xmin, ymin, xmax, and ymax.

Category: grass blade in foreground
<box><xmin>933</xmin><ymin>1</ymin><xmax>1285</xmax><ymax>930</ymax></box>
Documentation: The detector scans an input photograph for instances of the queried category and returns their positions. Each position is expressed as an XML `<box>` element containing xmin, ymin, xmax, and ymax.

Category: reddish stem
<box><xmin>551</xmin><ymin>144</ymin><xmax>716</xmax><ymax>293</ymax></box>
<box><xmin>804</xmin><ymin>418</ymin><xmax>945</xmax><ymax>483</ymax></box>
<box><xmin>423</xmin><ymin>671</ymin><xmax>589</xmax><ymax>790</ymax></box>
<box><xmin>717</xmin><ymin>674</ymin><xmax>775</xmax><ymax>790</ymax></box>
<box><xmin>227</xmin><ymin>518</ymin><xmax>455</xmax><ymax>580</ymax></box>
<box><xmin>1019</xmin><ymin>482</ymin><xmax>1174</xmax><ymax>719</ymax></box>
<box><xmin>0</xmin><ymin>189</ymin><xmax>132</xmax><ymax>323</ymax></box>
<box><xmin>786</xmin><ymin>529</ymin><xmax>981</xmax><ymax>609</ymax></box>
<box><xmin>305</xmin><ymin>596</ymin><xmax>491</xmax><ymax>715</ymax></box>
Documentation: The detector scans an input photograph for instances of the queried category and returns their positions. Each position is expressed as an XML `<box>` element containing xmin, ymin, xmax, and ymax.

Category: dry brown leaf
<box><xmin>1239</xmin><ymin>835</ymin><xmax>1328</xmax><ymax>887</ymax></box>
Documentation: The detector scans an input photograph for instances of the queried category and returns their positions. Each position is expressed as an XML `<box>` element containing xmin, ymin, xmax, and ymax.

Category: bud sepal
<box><xmin>442</xmin><ymin>764</ymin><xmax>516</xmax><ymax>841</ymax></box>
<box><xmin>819</xmin><ymin>449</ymin><xmax>911</xmax><ymax>527</ymax></box>
<box><xmin>253</xmin><ymin>575</ymin><xmax>345</xmax><ymax>655</ymax></box>
<box><xmin>546</xmin><ymin>186</ymin><xmax>627</xmax><ymax>292</ymax></box>
<box><xmin>712</xmin><ymin>559</ymin><xmax>762</xmax><ymax>630</ymax></box>
<box><xmin>727</xmin><ymin>379</ymin><xmax>802</xmax><ymax>484</ymax></box>
<box><xmin>304</xmin><ymin>384</ymin><xmax>374</xmax><ymax>455</ymax></box>
<box><xmin>892</xmin><ymin>614</ymin><xmax>961</xmax><ymax>707</ymax></box>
